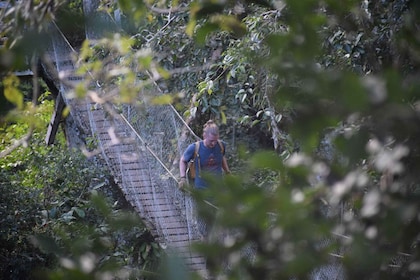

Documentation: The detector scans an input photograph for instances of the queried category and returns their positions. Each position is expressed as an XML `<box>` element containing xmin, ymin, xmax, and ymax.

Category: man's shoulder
<box><xmin>218</xmin><ymin>140</ymin><xmax>226</xmax><ymax>145</ymax></box>
<box><xmin>186</xmin><ymin>141</ymin><xmax>201</xmax><ymax>152</ymax></box>
<box><xmin>218</xmin><ymin>140</ymin><xmax>226</xmax><ymax>151</ymax></box>
<box><xmin>194</xmin><ymin>141</ymin><xmax>201</xmax><ymax>152</ymax></box>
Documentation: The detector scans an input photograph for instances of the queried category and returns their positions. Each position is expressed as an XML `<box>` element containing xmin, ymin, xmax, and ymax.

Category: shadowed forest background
<box><xmin>1</xmin><ymin>0</ymin><xmax>419</xmax><ymax>279</ymax></box>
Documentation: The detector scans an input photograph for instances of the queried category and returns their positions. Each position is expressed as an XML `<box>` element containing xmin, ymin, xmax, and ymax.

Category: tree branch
<box><xmin>0</xmin><ymin>128</ymin><xmax>33</xmax><ymax>158</ymax></box>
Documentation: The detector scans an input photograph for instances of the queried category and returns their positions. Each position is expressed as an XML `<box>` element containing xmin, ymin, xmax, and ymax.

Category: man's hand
<box><xmin>178</xmin><ymin>177</ymin><xmax>188</xmax><ymax>191</ymax></box>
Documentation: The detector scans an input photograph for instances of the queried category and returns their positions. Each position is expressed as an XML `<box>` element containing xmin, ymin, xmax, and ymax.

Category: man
<box><xmin>179</xmin><ymin>120</ymin><xmax>231</xmax><ymax>189</ymax></box>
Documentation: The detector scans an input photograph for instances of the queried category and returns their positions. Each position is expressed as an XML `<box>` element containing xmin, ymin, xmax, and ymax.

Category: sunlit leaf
<box><xmin>211</xmin><ymin>15</ymin><xmax>247</xmax><ymax>38</ymax></box>
<box><xmin>151</xmin><ymin>94</ymin><xmax>173</xmax><ymax>105</ymax></box>
<box><xmin>195</xmin><ymin>22</ymin><xmax>219</xmax><ymax>45</ymax></box>
<box><xmin>221</xmin><ymin>110</ymin><xmax>226</xmax><ymax>124</ymax></box>
<box><xmin>3</xmin><ymin>75</ymin><xmax>23</xmax><ymax>109</ymax></box>
<box><xmin>186</xmin><ymin>19</ymin><xmax>196</xmax><ymax>37</ymax></box>
<box><xmin>157</xmin><ymin>66</ymin><xmax>170</xmax><ymax>79</ymax></box>
<box><xmin>72</xmin><ymin>207</ymin><xmax>86</xmax><ymax>218</ymax></box>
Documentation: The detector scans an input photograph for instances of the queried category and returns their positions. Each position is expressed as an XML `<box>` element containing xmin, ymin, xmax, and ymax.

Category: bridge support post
<box><xmin>45</xmin><ymin>92</ymin><xmax>66</xmax><ymax>145</ymax></box>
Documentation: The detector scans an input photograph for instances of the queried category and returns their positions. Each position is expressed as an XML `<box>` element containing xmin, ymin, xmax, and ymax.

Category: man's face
<box><xmin>204</xmin><ymin>133</ymin><xmax>219</xmax><ymax>148</ymax></box>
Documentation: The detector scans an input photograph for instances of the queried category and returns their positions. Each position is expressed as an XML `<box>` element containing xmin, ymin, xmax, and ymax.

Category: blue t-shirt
<box><xmin>183</xmin><ymin>141</ymin><xmax>225</xmax><ymax>189</ymax></box>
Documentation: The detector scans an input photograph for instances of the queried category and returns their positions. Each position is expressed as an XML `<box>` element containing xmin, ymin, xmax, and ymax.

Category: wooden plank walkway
<box><xmin>44</xmin><ymin>26</ymin><xmax>207</xmax><ymax>274</ymax></box>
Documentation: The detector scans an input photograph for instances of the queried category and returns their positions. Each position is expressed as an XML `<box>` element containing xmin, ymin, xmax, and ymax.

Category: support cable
<box><xmin>119</xmin><ymin>113</ymin><xmax>179</xmax><ymax>182</ymax></box>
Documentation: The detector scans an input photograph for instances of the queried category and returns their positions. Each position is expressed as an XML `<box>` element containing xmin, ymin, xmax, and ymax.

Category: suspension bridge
<box><xmin>5</xmin><ymin>1</ymin><xmax>416</xmax><ymax>278</ymax></box>
<box><xmin>39</xmin><ymin>1</ymin><xmax>207</xmax><ymax>274</ymax></box>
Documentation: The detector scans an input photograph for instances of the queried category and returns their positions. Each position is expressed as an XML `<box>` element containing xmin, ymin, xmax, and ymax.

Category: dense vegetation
<box><xmin>1</xmin><ymin>0</ymin><xmax>419</xmax><ymax>279</ymax></box>
<box><xmin>0</xmin><ymin>92</ymin><xmax>160</xmax><ymax>279</ymax></box>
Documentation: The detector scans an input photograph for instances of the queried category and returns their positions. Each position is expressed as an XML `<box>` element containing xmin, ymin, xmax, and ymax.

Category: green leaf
<box><xmin>241</xmin><ymin>93</ymin><xmax>247</xmax><ymax>103</ymax></box>
<box><xmin>117</xmin><ymin>0</ymin><xmax>146</xmax><ymax>23</ymax></box>
<box><xmin>221</xmin><ymin>110</ymin><xmax>227</xmax><ymax>124</ymax></box>
<box><xmin>186</xmin><ymin>18</ymin><xmax>197</xmax><ymax>37</ymax></box>
<box><xmin>3</xmin><ymin>75</ymin><xmax>23</xmax><ymax>109</ymax></box>
<box><xmin>157</xmin><ymin>67</ymin><xmax>170</xmax><ymax>79</ymax></box>
<box><xmin>190</xmin><ymin>107</ymin><xmax>197</xmax><ymax>118</ymax></box>
<box><xmin>194</xmin><ymin>3</ymin><xmax>224</xmax><ymax>18</ymax></box>
<box><xmin>29</xmin><ymin>234</ymin><xmax>63</xmax><ymax>254</ymax></box>
<box><xmin>211</xmin><ymin>15</ymin><xmax>247</xmax><ymax>38</ymax></box>
<box><xmin>250</xmin><ymin>151</ymin><xmax>284</xmax><ymax>171</ymax></box>
<box><xmin>151</xmin><ymin>94</ymin><xmax>174</xmax><ymax>105</ymax></box>
<box><xmin>72</xmin><ymin>207</ymin><xmax>86</xmax><ymax>218</ymax></box>
<box><xmin>195</xmin><ymin>22</ymin><xmax>219</xmax><ymax>45</ymax></box>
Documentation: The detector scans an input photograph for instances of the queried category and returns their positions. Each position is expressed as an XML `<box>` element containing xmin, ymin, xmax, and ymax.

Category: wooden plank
<box><xmin>121</xmin><ymin>182</ymin><xmax>153</xmax><ymax>189</ymax></box>
<box><xmin>164</xmin><ymin>230</ymin><xmax>191</xmax><ymax>238</ymax></box>
<box><xmin>140</xmin><ymin>204</ymin><xmax>175</xmax><ymax>212</ymax></box>
<box><xmin>125</xmin><ymin>189</ymin><xmax>166</xmax><ymax>196</ymax></box>
<box><xmin>118</xmin><ymin>163</ymin><xmax>144</xmax><ymax>170</ymax></box>
<box><xmin>123</xmin><ymin>177</ymin><xmax>153</xmax><ymax>185</ymax></box>
<box><xmin>141</xmin><ymin>207</ymin><xmax>178</xmax><ymax>216</ymax></box>
<box><xmin>141</xmin><ymin>202</ymin><xmax>177</xmax><ymax>210</ymax></box>
<box><xmin>123</xmin><ymin>183</ymin><xmax>155</xmax><ymax>190</ymax></box>
<box><xmin>142</xmin><ymin>195</ymin><xmax>174</xmax><ymax>203</ymax></box>
<box><xmin>160</xmin><ymin>221</ymin><xmax>188</xmax><ymax>229</ymax></box>
<box><xmin>142</xmin><ymin>210</ymin><xmax>179</xmax><ymax>220</ymax></box>
<box><xmin>137</xmin><ymin>188</ymin><xmax>169</xmax><ymax>194</ymax></box>
<box><xmin>121</xmin><ymin>170</ymin><xmax>148</xmax><ymax>178</ymax></box>
<box><xmin>165</xmin><ymin>232</ymin><xmax>191</xmax><ymax>241</ymax></box>
<box><xmin>130</xmin><ymin>203</ymin><xmax>179</xmax><ymax>216</ymax></box>
<box><xmin>139</xmin><ymin>200</ymin><xmax>177</xmax><ymax>208</ymax></box>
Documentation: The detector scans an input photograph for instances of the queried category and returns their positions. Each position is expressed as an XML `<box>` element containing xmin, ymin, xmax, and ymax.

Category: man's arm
<box><xmin>179</xmin><ymin>156</ymin><xmax>188</xmax><ymax>178</ymax></box>
<box><xmin>178</xmin><ymin>156</ymin><xmax>189</xmax><ymax>190</ymax></box>
<box><xmin>222</xmin><ymin>156</ymin><xmax>231</xmax><ymax>174</ymax></box>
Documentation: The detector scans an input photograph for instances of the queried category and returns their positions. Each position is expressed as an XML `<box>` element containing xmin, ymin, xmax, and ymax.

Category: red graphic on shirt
<box><xmin>206</xmin><ymin>154</ymin><xmax>217</xmax><ymax>168</ymax></box>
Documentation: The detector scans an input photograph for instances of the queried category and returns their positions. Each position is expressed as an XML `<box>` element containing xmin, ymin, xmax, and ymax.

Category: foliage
<box><xmin>31</xmin><ymin>193</ymin><xmax>162</xmax><ymax>280</ymax></box>
<box><xmin>101</xmin><ymin>1</ymin><xmax>290</xmax><ymax>150</ymax></box>
<box><xmin>0</xmin><ymin>95</ymin><xmax>161</xmax><ymax>279</ymax></box>
<box><xmin>189</xmin><ymin>0</ymin><xmax>420</xmax><ymax>279</ymax></box>
<box><xmin>1</xmin><ymin>0</ymin><xmax>420</xmax><ymax>279</ymax></box>
<box><xmin>0</xmin><ymin>0</ymin><xmax>65</xmax><ymax>72</ymax></box>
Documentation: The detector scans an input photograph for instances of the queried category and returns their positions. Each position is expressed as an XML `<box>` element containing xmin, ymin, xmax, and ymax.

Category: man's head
<box><xmin>203</xmin><ymin>120</ymin><xmax>219</xmax><ymax>148</ymax></box>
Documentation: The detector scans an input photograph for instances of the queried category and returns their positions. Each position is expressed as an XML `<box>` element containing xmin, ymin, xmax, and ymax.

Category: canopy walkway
<box><xmin>5</xmin><ymin>1</ymin><xmax>416</xmax><ymax>278</ymax></box>
<box><xmin>40</xmin><ymin>3</ymin><xmax>206</xmax><ymax>273</ymax></box>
